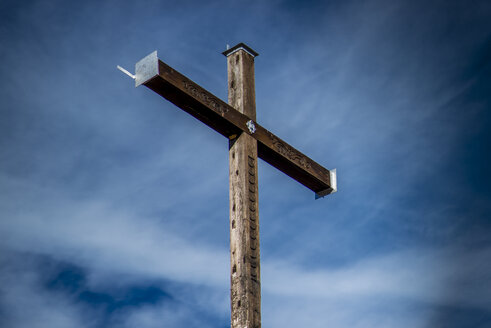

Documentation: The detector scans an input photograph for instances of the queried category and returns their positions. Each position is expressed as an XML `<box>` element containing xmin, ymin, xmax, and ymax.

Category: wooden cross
<box><xmin>120</xmin><ymin>43</ymin><xmax>337</xmax><ymax>328</ymax></box>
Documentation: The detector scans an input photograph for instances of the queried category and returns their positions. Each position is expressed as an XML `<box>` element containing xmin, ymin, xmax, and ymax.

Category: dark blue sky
<box><xmin>1</xmin><ymin>0</ymin><xmax>490</xmax><ymax>327</ymax></box>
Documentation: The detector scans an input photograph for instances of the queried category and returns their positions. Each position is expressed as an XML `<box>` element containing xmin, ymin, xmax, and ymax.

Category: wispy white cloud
<box><xmin>2</xmin><ymin>170</ymin><xmax>489</xmax><ymax>326</ymax></box>
<box><xmin>0</xmin><ymin>177</ymin><xmax>229</xmax><ymax>289</ymax></box>
<box><xmin>263</xmin><ymin>247</ymin><xmax>491</xmax><ymax>309</ymax></box>
<box><xmin>0</xmin><ymin>254</ymin><xmax>89</xmax><ymax>328</ymax></box>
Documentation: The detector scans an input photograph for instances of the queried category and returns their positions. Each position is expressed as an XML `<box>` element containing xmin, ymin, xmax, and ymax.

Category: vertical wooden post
<box><xmin>224</xmin><ymin>43</ymin><xmax>260</xmax><ymax>328</ymax></box>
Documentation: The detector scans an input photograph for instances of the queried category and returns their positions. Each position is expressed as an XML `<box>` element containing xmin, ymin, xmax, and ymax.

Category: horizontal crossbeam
<box><xmin>133</xmin><ymin>51</ymin><xmax>337</xmax><ymax>197</ymax></box>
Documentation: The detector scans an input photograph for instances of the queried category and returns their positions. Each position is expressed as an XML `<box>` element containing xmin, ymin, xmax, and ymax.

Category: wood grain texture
<box><xmin>227</xmin><ymin>49</ymin><xmax>261</xmax><ymax>328</ymax></box>
<box><xmin>142</xmin><ymin>57</ymin><xmax>334</xmax><ymax>195</ymax></box>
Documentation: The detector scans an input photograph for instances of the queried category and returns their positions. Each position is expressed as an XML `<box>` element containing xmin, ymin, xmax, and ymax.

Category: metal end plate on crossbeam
<box><xmin>117</xmin><ymin>51</ymin><xmax>159</xmax><ymax>87</ymax></box>
<box><xmin>315</xmin><ymin>168</ymin><xmax>337</xmax><ymax>199</ymax></box>
<box><xmin>135</xmin><ymin>51</ymin><xmax>159</xmax><ymax>87</ymax></box>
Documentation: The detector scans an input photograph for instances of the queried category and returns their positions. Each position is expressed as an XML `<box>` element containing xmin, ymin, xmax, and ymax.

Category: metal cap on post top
<box><xmin>222</xmin><ymin>43</ymin><xmax>259</xmax><ymax>58</ymax></box>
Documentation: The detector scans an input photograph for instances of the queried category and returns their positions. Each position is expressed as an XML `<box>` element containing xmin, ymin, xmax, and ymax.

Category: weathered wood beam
<box><xmin>135</xmin><ymin>51</ymin><xmax>337</xmax><ymax>197</ymax></box>
<box><xmin>226</xmin><ymin>44</ymin><xmax>261</xmax><ymax>328</ymax></box>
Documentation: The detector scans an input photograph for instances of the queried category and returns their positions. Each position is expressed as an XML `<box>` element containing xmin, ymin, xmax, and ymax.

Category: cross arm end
<box><xmin>315</xmin><ymin>168</ymin><xmax>337</xmax><ymax>199</ymax></box>
<box><xmin>135</xmin><ymin>51</ymin><xmax>159</xmax><ymax>87</ymax></box>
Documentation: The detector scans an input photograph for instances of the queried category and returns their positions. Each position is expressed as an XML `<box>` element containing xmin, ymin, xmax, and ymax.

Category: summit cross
<box><xmin>121</xmin><ymin>43</ymin><xmax>337</xmax><ymax>328</ymax></box>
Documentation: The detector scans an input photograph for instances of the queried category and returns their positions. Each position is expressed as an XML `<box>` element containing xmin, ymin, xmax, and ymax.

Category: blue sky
<box><xmin>1</xmin><ymin>0</ymin><xmax>490</xmax><ymax>327</ymax></box>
